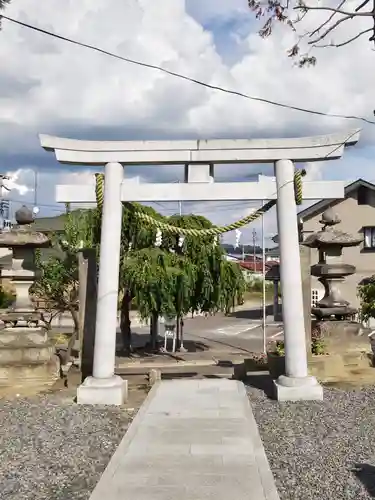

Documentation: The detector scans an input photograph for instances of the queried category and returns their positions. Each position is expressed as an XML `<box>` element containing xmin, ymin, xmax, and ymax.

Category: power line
<box><xmin>1</xmin><ymin>15</ymin><xmax>374</xmax><ymax>125</ymax></box>
<box><xmin>6</xmin><ymin>197</ymin><xmax>65</xmax><ymax>212</ymax></box>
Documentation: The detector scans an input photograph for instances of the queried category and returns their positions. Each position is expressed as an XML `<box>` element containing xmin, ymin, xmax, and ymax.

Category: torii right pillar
<box><xmin>274</xmin><ymin>159</ymin><xmax>322</xmax><ymax>401</ymax></box>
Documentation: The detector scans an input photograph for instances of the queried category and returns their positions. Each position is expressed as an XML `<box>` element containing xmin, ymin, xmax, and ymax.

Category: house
<box><xmin>265</xmin><ymin>247</ymin><xmax>280</xmax><ymax>263</ymax></box>
<box><xmin>298</xmin><ymin>178</ymin><xmax>375</xmax><ymax>308</ymax></box>
<box><xmin>224</xmin><ymin>254</ymin><xmax>241</xmax><ymax>262</ymax></box>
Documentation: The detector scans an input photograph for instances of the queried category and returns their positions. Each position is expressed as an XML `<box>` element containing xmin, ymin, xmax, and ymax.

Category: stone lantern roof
<box><xmin>303</xmin><ymin>208</ymin><xmax>362</xmax><ymax>249</ymax></box>
<box><xmin>0</xmin><ymin>206</ymin><xmax>50</xmax><ymax>248</ymax></box>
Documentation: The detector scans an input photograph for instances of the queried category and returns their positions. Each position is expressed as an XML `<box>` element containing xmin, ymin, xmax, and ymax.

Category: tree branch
<box><xmin>370</xmin><ymin>0</ymin><xmax>375</xmax><ymax>41</ymax></box>
<box><xmin>295</xmin><ymin>5</ymin><xmax>373</xmax><ymax>15</ymax></box>
<box><xmin>308</xmin><ymin>14</ymin><xmax>356</xmax><ymax>44</ymax></box>
<box><xmin>309</xmin><ymin>0</ymin><xmax>347</xmax><ymax>37</ymax></box>
<box><xmin>313</xmin><ymin>27</ymin><xmax>372</xmax><ymax>46</ymax></box>
<box><xmin>356</xmin><ymin>0</ymin><xmax>371</xmax><ymax>11</ymax></box>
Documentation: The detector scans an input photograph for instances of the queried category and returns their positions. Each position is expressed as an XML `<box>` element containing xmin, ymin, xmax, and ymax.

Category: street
<box><xmin>129</xmin><ymin>307</ymin><xmax>284</xmax><ymax>355</ymax></box>
<box><xmin>48</xmin><ymin>303</ymin><xmax>284</xmax><ymax>356</ymax></box>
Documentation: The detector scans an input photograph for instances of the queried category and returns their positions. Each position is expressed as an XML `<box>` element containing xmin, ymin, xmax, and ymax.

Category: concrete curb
<box><xmin>237</xmin><ymin>381</ymin><xmax>280</xmax><ymax>500</ymax></box>
<box><xmin>88</xmin><ymin>382</ymin><xmax>161</xmax><ymax>500</ymax></box>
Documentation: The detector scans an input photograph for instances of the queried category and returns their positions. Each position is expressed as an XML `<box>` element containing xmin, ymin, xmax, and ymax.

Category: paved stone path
<box><xmin>89</xmin><ymin>379</ymin><xmax>280</xmax><ymax>500</ymax></box>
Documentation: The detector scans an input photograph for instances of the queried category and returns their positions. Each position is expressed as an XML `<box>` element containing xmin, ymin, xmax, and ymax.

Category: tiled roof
<box><xmin>238</xmin><ymin>261</ymin><xmax>273</xmax><ymax>272</ymax></box>
<box><xmin>297</xmin><ymin>178</ymin><xmax>375</xmax><ymax>221</ymax></box>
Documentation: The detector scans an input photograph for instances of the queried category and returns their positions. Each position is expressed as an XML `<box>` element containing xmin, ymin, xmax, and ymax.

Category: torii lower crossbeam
<box><xmin>56</xmin><ymin>179</ymin><xmax>344</xmax><ymax>203</ymax></box>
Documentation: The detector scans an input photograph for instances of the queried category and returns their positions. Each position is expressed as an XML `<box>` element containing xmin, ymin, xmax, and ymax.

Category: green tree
<box><xmin>123</xmin><ymin>247</ymin><xmax>197</xmax><ymax>351</ymax></box>
<box><xmin>33</xmin><ymin>209</ymin><xmax>97</xmax><ymax>335</ymax></box>
<box><xmin>118</xmin><ymin>210</ymin><xmax>245</xmax><ymax>353</ymax></box>
<box><xmin>52</xmin><ymin>200</ymin><xmax>245</xmax><ymax>355</ymax></box>
<box><xmin>117</xmin><ymin>203</ymin><xmax>166</xmax><ymax>352</ymax></box>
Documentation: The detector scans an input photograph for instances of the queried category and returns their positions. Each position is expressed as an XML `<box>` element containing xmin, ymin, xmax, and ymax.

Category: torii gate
<box><xmin>39</xmin><ymin>130</ymin><xmax>360</xmax><ymax>404</ymax></box>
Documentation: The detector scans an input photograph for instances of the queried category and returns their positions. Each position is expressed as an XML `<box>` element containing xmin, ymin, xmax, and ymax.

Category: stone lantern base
<box><xmin>0</xmin><ymin>326</ymin><xmax>60</xmax><ymax>390</ymax></box>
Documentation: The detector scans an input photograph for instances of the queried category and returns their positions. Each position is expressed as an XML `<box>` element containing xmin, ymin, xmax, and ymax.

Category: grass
<box><xmin>49</xmin><ymin>332</ymin><xmax>72</xmax><ymax>346</ymax></box>
<box><xmin>243</xmin><ymin>291</ymin><xmax>274</xmax><ymax>302</ymax></box>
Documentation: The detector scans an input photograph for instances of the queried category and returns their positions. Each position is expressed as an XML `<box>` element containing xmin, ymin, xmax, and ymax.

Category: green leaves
<box><xmin>34</xmin><ymin>200</ymin><xmax>245</xmax><ymax>329</ymax></box>
<box><xmin>122</xmin><ymin>248</ymin><xmax>196</xmax><ymax>321</ymax></box>
<box><xmin>358</xmin><ymin>276</ymin><xmax>375</xmax><ymax>322</ymax></box>
<box><xmin>119</xmin><ymin>209</ymin><xmax>245</xmax><ymax>320</ymax></box>
<box><xmin>33</xmin><ymin>209</ymin><xmax>97</xmax><ymax>314</ymax></box>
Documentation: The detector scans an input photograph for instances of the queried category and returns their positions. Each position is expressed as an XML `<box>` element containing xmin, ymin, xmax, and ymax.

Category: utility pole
<box><xmin>252</xmin><ymin>228</ymin><xmax>257</xmax><ymax>267</ymax></box>
<box><xmin>32</xmin><ymin>169</ymin><xmax>40</xmax><ymax>218</ymax></box>
<box><xmin>178</xmin><ymin>180</ymin><xmax>182</xmax><ymax>216</ymax></box>
<box><xmin>261</xmin><ymin>200</ymin><xmax>266</xmax><ymax>353</ymax></box>
<box><xmin>0</xmin><ymin>175</ymin><xmax>10</xmax><ymax>231</ymax></box>
<box><xmin>34</xmin><ymin>169</ymin><xmax>38</xmax><ymax>207</ymax></box>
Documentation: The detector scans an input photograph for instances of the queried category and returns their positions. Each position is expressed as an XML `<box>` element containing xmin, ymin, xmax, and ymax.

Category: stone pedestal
<box><xmin>0</xmin><ymin>206</ymin><xmax>59</xmax><ymax>391</ymax></box>
<box><xmin>0</xmin><ymin>327</ymin><xmax>59</xmax><ymax>388</ymax></box>
<box><xmin>77</xmin><ymin>375</ymin><xmax>128</xmax><ymax>405</ymax></box>
<box><xmin>273</xmin><ymin>374</ymin><xmax>323</xmax><ymax>401</ymax></box>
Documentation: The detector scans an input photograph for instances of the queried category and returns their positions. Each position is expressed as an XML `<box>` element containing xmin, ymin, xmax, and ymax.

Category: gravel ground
<box><xmin>0</xmin><ymin>394</ymin><xmax>138</xmax><ymax>500</ymax></box>
<box><xmin>247</xmin><ymin>380</ymin><xmax>375</xmax><ymax>500</ymax></box>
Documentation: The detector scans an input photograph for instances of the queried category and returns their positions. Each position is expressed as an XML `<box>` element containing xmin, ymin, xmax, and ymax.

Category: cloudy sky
<box><xmin>0</xmin><ymin>0</ymin><xmax>374</xmax><ymax>246</ymax></box>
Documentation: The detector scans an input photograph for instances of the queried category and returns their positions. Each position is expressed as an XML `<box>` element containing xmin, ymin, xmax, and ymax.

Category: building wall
<box><xmin>302</xmin><ymin>188</ymin><xmax>375</xmax><ymax>308</ymax></box>
<box><xmin>265</xmin><ymin>255</ymin><xmax>280</xmax><ymax>263</ymax></box>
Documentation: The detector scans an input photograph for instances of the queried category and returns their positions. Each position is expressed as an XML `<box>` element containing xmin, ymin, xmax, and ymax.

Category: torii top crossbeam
<box><xmin>39</xmin><ymin>129</ymin><xmax>360</xmax><ymax>165</ymax></box>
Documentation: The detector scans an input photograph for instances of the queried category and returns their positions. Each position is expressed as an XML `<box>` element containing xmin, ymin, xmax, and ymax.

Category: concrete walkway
<box><xmin>89</xmin><ymin>379</ymin><xmax>280</xmax><ymax>500</ymax></box>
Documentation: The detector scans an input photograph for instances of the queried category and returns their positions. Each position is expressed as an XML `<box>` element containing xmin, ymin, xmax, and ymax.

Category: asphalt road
<box><xmin>129</xmin><ymin>310</ymin><xmax>284</xmax><ymax>354</ymax></box>
<box><xmin>49</xmin><ymin>305</ymin><xmax>284</xmax><ymax>354</ymax></box>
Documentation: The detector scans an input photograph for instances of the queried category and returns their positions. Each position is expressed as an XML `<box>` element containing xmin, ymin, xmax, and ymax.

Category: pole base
<box><xmin>77</xmin><ymin>375</ymin><xmax>128</xmax><ymax>405</ymax></box>
<box><xmin>273</xmin><ymin>374</ymin><xmax>323</xmax><ymax>402</ymax></box>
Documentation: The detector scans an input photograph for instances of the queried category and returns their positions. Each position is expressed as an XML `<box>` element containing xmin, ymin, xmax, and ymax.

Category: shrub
<box><xmin>0</xmin><ymin>287</ymin><xmax>14</xmax><ymax>308</ymax></box>
<box><xmin>358</xmin><ymin>276</ymin><xmax>375</xmax><ymax>323</ymax></box>
<box><xmin>268</xmin><ymin>329</ymin><xmax>327</xmax><ymax>357</ymax></box>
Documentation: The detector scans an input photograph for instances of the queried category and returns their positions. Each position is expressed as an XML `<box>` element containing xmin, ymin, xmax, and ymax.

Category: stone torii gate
<box><xmin>39</xmin><ymin>130</ymin><xmax>360</xmax><ymax>404</ymax></box>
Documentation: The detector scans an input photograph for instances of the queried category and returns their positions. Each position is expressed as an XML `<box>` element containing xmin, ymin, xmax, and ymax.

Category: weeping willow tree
<box><xmin>118</xmin><ymin>203</ymin><xmax>165</xmax><ymax>352</ymax></box>
<box><xmin>123</xmin><ymin>247</ymin><xmax>197</xmax><ymax>351</ymax></box>
<box><xmin>93</xmin><ymin>202</ymin><xmax>245</xmax><ymax>354</ymax></box>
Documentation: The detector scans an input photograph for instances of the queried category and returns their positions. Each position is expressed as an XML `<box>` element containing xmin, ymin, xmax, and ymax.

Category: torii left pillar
<box><xmin>78</xmin><ymin>162</ymin><xmax>127</xmax><ymax>404</ymax></box>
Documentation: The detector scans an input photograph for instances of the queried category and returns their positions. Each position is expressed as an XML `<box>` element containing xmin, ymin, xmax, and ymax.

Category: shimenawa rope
<box><xmin>94</xmin><ymin>169</ymin><xmax>305</xmax><ymax>237</ymax></box>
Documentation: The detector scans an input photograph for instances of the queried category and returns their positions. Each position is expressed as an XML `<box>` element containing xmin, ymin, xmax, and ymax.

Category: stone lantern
<box><xmin>0</xmin><ymin>206</ymin><xmax>59</xmax><ymax>390</ymax></box>
<box><xmin>303</xmin><ymin>208</ymin><xmax>362</xmax><ymax>321</ymax></box>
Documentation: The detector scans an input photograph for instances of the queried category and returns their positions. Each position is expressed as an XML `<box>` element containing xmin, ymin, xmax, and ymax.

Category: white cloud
<box><xmin>0</xmin><ymin>0</ymin><xmax>374</xmax><ymax>241</ymax></box>
<box><xmin>1</xmin><ymin>0</ymin><xmax>373</xmax><ymax>142</ymax></box>
<box><xmin>1</xmin><ymin>169</ymin><xmax>32</xmax><ymax>197</ymax></box>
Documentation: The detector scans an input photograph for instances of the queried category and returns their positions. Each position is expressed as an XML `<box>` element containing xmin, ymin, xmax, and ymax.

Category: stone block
<box><xmin>0</xmin><ymin>356</ymin><xmax>60</xmax><ymax>388</ymax></box>
<box><xmin>0</xmin><ymin>327</ymin><xmax>48</xmax><ymax>346</ymax></box>
<box><xmin>233</xmin><ymin>362</ymin><xmax>246</xmax><ymax>380</ymax></box>
<box><xmin>77</xmin><ymin>375</ymin><xmax>128</xmax><ymax>405</ymax></box>
<box><xmin>273</xmin><ymin>377</ymin><xmax>323</xmax><ymax>401</ymax></box>
<box><xmin>0</xmin><ymin>344</ymin><xmax>54</xmax><ymax>364</ymax></box>
<box><xmin>148</xmin><ymin>368</ymin><xmax>161</xmax><ymax>386</ymax></box>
